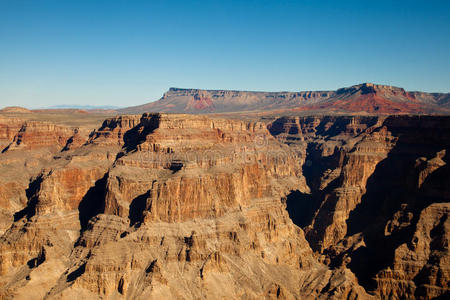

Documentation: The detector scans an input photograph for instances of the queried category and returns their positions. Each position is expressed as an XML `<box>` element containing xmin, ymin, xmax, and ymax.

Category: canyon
<box><xmin>0</xmin><ymin>108</ymin><xmax>448</xmax><ymax>299</ymax></box>
<box><xmin>2</xmin><ymin>0</ymin><xmax>449</xmax><ymax>297</ymax></box>
<box><xmin>0</xmin><ymin>84</ymin><xmax>449</xmax><ymax>299</ymax></box>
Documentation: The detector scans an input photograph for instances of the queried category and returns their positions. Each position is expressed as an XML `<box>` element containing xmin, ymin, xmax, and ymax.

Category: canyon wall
<box><xmin>0</xmin><ymin>117</ymin><xmax>97</xmax><ymax>236</ymax></box>
<box><xmin>0</xmin><ymin>113</ymin><xmax>448</xmax><ymax>299</ymax></box>
<box><xmin>270</xmin><ymin>115</ymin><xmax>450</xmax><ymax>299</ymax></box>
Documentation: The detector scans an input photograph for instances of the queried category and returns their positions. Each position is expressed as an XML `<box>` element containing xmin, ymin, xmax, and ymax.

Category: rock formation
<box><xmin>0</xmin><ymin>111</ymin><xmax>448</xmax><ymax>299</ymax></box>
<box><xmin>271</xmin><ymin>115</ymin><xmax>450</xmax><ymax>299</ymax></box>
<box><xmin>0</xmin><ymin>115</ymin><xmax>102</xmax><ymax>235</ymax></box>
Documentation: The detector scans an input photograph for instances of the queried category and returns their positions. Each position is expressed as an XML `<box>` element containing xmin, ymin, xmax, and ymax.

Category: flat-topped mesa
<box><xmin>166</xmin><ymin>83</ymin><xmax>409</xmax><ymax>98</ymax></box>
<box><xmin>336</xmin><ymin>82</ymin><xmax>410</xmax><ymax>97</ymax></box>
<box><xmin>165</xmin><ymin>87</ymin><xmax>333</xmax><ymax>98</ymax></box>
<box><xmin>346</xmin><ymin>82</ymin><xmax>402</xmax><ymax>90</ymax></box>
<box><xmin>150</xmin><ymin>113</ymin><xmax>266</xmax><ymax>131</ymax></box>
<box><xmin>162</xmin><ymin>87</ymin><xmax>334</xmax><ymax>107</ymax></box>
<box><xmin>120</xmin><ymin>89</ymin><xmax>337</xmax><ymax>114</ymax></box>
<box><xmin>119</xmin><ymin>83</ymin><xmax>450</xmax><ymax>115</ymax></box>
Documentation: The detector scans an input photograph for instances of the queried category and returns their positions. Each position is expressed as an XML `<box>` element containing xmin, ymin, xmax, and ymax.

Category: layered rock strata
<box><xmin>0</xmin><ymin>113</ymin><xmax>448</xmax><ymax>299</ymax></box>
<box><xmin>0</xmin><ymin>117</ymin><xmax>96</xmax><ymax>235</ymax></box>
<box><xmin>0</xmin><ymin>113</ymin><xmax>370</xmax><ymax>299</ymax></box>
<box><xmin>271</xmin><ymin>115</ymin><xmax>450</xmax><ymax>299</ymax></box>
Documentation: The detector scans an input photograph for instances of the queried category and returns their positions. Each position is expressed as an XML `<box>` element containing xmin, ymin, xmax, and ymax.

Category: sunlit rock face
<box><xmin>0</xmin><ymin>113</ymin><xmax>448</xmax><ymax>299</ymax></box>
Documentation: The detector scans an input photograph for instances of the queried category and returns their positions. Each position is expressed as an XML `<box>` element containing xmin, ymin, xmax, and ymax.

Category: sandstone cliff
<box><xmin>0</xmin><ymin>115</ymin><xmax>101</xmax><ymax>235</ymax></box>
<box><xmin>271</xmin><ymin>115</ymin><xmax>450</xmax><ymax>299</ymax></box>
<box><xmin>0</xmin><ymin>112</ymin><xmax>448</xmax><ymax>299</ymax></box>
<box><xmin>0</xmin><ymin>113</ymin><xmax>370</xmax><ymax>299</ymax></box>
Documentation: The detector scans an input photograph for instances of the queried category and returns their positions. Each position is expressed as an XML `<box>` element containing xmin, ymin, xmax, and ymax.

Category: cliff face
<box><xmin>0</xmin><ymin>117</ymin><xmax>25</xmax><ymax>149</ymax></box>
<box><xmin>120</xmin><ymin>83</ymin><xmax>450</xmax><ymax>115</ymax></box>
<box><xmin>271</xmin><ymin>115</ymin><xmax>450</xmax><ymax>299</ymax></box>
<box><xmin>0</xmin><ymin>117</ymin><xmax>98</xmax><ymax>236</ymax></box>
<box><xmin>0</xmin><ymin>112</ymin><xmax>448</xmax><ymax>299</ymax></box>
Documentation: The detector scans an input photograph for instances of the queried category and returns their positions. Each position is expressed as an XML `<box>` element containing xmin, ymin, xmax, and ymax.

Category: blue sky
<box><xmin>0</xmin><ymin>0</ymin><xmax>449</xmax><ymax>108</ymax></box>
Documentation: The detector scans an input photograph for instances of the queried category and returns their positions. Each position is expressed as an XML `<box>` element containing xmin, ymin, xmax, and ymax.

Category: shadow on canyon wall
<box><xmin>345</xmin><ymin>118</ymin><xmax>450</xmax><ymax>293</ymax></box>
<box><xmin>284</xmin><ymin>116</ymin><xmax>450</xmax><ymax>295</ymax></box>
<box><xmin>78</xmin><ymin>173</ymin><xmax>108</xmax><ymax>231</ymax></box>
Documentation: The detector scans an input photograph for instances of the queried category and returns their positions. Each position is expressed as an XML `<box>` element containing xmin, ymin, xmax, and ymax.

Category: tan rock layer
<box><xmin>0</xmin><ymin>113</ymin><xmax>448</xmax><ymax>299</ymax></box>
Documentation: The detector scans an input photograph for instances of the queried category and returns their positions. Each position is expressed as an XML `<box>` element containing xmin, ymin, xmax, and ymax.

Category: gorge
<box><xmin>0</xmin><ymin>105</ymin><xmax>448</xmax><ymax>299</ymax></box>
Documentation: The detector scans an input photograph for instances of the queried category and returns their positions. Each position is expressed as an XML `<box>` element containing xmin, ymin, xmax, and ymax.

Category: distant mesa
<box><xmin>0</xmin><ymin>106</ymin><xmax>32</xmax><ymax>113</ymax></box>
<box><xmin>119</xmin><ymin>83</ymin><xmax>450</xmax><ymax>115</ymax></box>
<box><xmin>3</xmin><ymin>83</ymin><xmax>449</xmax><ymax>116</ymax></box>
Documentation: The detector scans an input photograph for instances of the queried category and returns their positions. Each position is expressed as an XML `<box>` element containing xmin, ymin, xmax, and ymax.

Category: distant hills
<box><xmin>119</xmin><ymin>83</ymin><xmax>450</xmax><ymax>115</ymax></box>
<box><xmin>48</xmin><ymin>105</ymin><xmax>122</xmax><ymax>110</ymax></box>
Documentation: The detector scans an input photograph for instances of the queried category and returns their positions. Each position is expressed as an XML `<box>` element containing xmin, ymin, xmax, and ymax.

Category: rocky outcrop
<box><xmin>0</xmin><ymin>116</ymin><xmax>100</xmax><ymax>235</ymax></box>
<box><xmin>376</xmin><ymin>203</ymin><xmax>449</xmax><ymax>299</ymax></box>
<box><xmin>0</xmin><ymin>117</ymin><xmax>24</xmax><ymax>149</ymax></box>
<box><xmin>5</xmin><ymin>121</ymin><xmax>89</xmax><ymax>152</ymax></box>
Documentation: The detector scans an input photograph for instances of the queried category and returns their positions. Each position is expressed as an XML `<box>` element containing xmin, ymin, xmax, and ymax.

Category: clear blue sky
<box><xmin>0</xmin><ymin>0</ymin><xmax>449</xmax><ymax>108</ymax></box>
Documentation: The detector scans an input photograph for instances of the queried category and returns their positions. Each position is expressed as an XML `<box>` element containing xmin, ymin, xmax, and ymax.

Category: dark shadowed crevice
<box><xmin>78</xmin><ymin>173</ymin><xmax>108</xmax><ymax>231</ymax></box>
<box><xmin>285</xmin><ymin>191</ymin><xmax>315</xmax><ymax>228</ymax></box>
<box><xmin>118</xmin><ymin>277</ymin><xmax>125</xmax><ymax>294</ymax></box>
<box><xmin>431</xmin><ymin>291</ymin><xmax>450</xmax><ymax>300</ymax></box>
<box><xmin>129</xmin><ymin>190</ymin><xmax>151</xmax><ymax>227</ymax></box>
<box><xmin>168</xmin><ymin>161</ymin><xmax>183</xmax><ymax>173</ymax></box>
<box><xmin>267</xmin><ymin>117</ymin><xmax>288</xmax><ymax>137</ymax></box>
<box><xmin>66</xmin><ymin>262</ymin><xmax>86</xmax><ymax>282</ymax></box>
<box><xmin>145</xmin><ymin>259</ymin><xmax>158</xmax><ymax>273</ymax></box>
<box><xmin>123</xmin><ymin>114</ymin><xmax>160</xmax><ymax>152</ymax></box>
<box><xmin>288</xmin><ymin>126</ymin><xmax>299</xmax><ymax>134</ymax></box>
<box><xmin>1</xmin><ymin>144</ymin><xmax>10</xmax><ymax>153</ymax></box>
<box><xmin>13</xmin><ymin>175</ymin><xmax>44</xmax><ymax>221</ymax></box>
<box><xmin>27</xmin><ymin>247</ymin><xmax>46</xmax><ymax>269</ymax></box>
<box><xmin>61</xmin><ymin>136</ymin><xmax>74</xmax><ymax>152</ymax></box>
<box><xmin>302</xmin><ymin>142</ymin><xmax>343</xmax><ymax>192</ymax></box>
<box><xmin>345</xmin><ymin>156</ymin><xmax>412</xmax><ymax>290</ymax></box>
